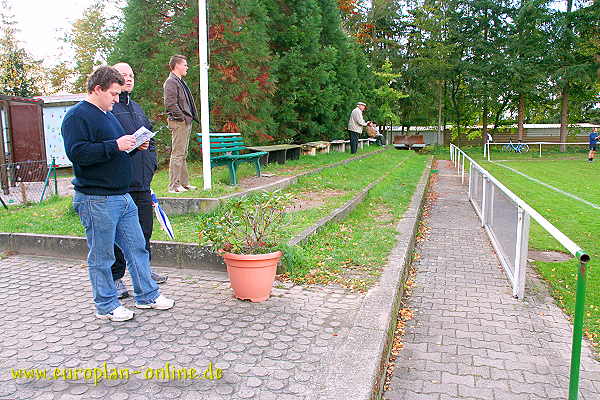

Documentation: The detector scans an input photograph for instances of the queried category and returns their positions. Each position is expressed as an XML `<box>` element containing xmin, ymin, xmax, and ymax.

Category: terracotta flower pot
<box><xmin>222</xmin><ymin>250</ymin><xmax>283</xmax><ymax>302</ymax></box>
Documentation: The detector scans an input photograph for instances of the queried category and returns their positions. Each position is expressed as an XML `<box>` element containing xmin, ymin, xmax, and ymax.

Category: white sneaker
<box><xmin>167</xmin><ymin>185</ymin><xmax>188</xmax><ymax>193</ymax></box>
<box><xmin>135</xmin><ymin>295</ymin><xmax>175</xmax><ymax>310</ymax></box>
<box><xmin>96</xmin><ymin>305</ymin><xmax>135</xmax><ymax>322</ymax></box>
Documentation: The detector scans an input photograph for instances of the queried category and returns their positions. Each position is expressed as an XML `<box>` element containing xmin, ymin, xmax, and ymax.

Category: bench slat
<box><xmin>210</xmin><ymin>146</ymin><xmax>246</xmax><ymax>154</ymax></box>
<box><xmin>211</xmin><ymin>142</ymin><xmax>245</xmax><ymax>148</ymax></box>
<box><xmin>209</xmin><ymin>132</ymin><xmax>241</xmax><ymax>137</ymax></box>
<box><xmin>210</xmin><ymin>138</ymin><xmax>242</xmax><ymax>143</ymax></box>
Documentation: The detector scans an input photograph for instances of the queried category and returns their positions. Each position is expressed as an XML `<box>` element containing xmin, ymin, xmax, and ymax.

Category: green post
<box><xmin>52</xmin><ymin>157</ymin><xmax>58</xmax><ymax>195</ymax></box>
<box><xmin>568</xmin><ymin>259</ymin><xmax>589</xmax><ymax>400</ymax></box>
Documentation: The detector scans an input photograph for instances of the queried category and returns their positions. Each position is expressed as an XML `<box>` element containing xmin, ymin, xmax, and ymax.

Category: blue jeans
<box><xmin>73</xmin><ymin>192</ymin><xmax>159</xmax><ymax>314</ymax></box>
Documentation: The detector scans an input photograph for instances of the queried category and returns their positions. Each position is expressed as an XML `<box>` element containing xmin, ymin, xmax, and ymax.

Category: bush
<box><xmin>198</xmin><ymin>191</ymin><xmax>292</xmax><ymax>254</ymax></box>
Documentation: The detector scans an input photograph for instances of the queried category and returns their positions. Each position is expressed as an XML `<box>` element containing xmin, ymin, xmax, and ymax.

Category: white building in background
<box><xmin>389</xmin><ymin>123</ymin><xmax>600</xmax><ymax>146</ymax></box>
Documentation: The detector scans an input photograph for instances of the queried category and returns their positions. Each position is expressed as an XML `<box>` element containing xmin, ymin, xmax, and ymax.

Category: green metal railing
<box><xmin>569</xmin><ymin>252</ymin><xmax>590</xmax><ymax>400</ymax></box>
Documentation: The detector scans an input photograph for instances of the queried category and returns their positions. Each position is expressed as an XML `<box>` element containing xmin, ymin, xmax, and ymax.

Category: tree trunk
<box><xmin>559</xmin><ymin>84</ymin><xmax>569</xmax><ymax>152</ymax></box>
<box><xmin>518</xmin><ymin>94</ymin><xmax>525</xmax><ymax>141</ymax></box>
<box><xmin>437</xmin><ymin>80</ymin><xmax>444</xmax><ymax>146</ymax></box>
<box><xmin>482</xmin><ymin>102</ymin><xmax>488</xmax><ymax>148</ymax></box>
<box><xmin>492</xmin><ymin>97</ymin><xmax>509</xmax><ymax>133</ymax></box>
<box><xmin>450</xmin><ymin>79</ymin><xmax>461</xmax><ymax>145</ymax></box>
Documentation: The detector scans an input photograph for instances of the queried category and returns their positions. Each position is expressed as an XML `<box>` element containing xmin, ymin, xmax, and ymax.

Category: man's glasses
<box><xmin>121</xmin><ymin>73</ymin><xmax>135</xmax><ymax>79</ymax></box>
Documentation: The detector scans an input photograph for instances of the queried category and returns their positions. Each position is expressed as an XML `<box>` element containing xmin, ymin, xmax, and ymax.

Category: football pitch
<box><xmin>463</xmin><ymin>151</ymin><xmax>600</xmax><ymax>352</ymax></box>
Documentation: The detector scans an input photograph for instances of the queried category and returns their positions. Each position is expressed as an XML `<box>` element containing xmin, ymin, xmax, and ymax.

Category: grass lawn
<box><xmin>284</xmin><ymin>153</ymin><xmax>429</xmax><ymax>290</ymax></box>
<box><xmin>150</xmin><ymin>145</ymin><xmax>381</xmax><ymax>198</ymax></box>
<box><xmin>0</xmin><ymin>148</ymin><xmax>420</xmax><ymax>245</ymax></box>
<box><xmin>0</xmin><ymin>149</ymin><xmax>429</xmax><ymax>291</ymax></box>
<box><xmin>459</xmin><ymin>149</ymin><xmax>600</xmax><ymax>351</ymax></box>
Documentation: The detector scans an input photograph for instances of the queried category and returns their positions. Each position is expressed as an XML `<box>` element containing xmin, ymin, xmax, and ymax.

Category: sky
<box><xmin>6</xmin><ymin>0</ymin><xmax>123</xmax><ymax>66</ymax></box>
<box><xmin>5</xmin><ymin>0</ymin><xmax>585</xmax><ymax>67</ymax></box>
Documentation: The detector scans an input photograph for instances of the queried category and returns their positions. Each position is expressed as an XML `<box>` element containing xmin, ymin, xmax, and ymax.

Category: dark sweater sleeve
<box><xmin>63</xmin><ymin>115</ymin><xmax>120</xmax><ymax>166</ymax></box>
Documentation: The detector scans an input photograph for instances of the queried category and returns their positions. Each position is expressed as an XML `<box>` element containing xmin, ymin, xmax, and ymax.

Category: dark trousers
<box><xmin>111</xmin><ymin>190</ymin><xmax>153</xmax><ymax>281</ymax></box>
<box><xmin>349</xmin><ymin>130</ymin><xmax>359</xmax><ymax>154</ymax></box>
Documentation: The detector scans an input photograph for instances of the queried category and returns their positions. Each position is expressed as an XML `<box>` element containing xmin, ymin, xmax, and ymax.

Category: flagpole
<box><xmin>198</xmin><ymin>0</ymin><xmax>212</xmax><ymax>190</ymax></box>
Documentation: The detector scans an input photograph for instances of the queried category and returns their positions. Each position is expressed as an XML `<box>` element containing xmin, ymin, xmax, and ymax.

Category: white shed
<box><xmin>36</xmin><ymin>94</ymin><xmax>86</xmax><ymax>167</ymax></box>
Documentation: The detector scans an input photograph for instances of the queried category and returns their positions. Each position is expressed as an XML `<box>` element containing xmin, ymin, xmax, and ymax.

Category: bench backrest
<box><xmin>394</xmin><ymin>135</ymin><xmax>425</xmax><ymax>145</ymax></box>
<box><xmin>196</xmin><ymin>133</ymin><xmax>246</xmax><ymax>157</ymax></box>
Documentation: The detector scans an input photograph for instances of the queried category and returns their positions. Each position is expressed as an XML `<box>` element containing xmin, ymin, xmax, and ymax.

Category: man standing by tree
<box><xmin>163</xmin><ymin>55</ymin><xmax>198</xmax><ymax>193</ymax></box>
<box><xmin>62</xmin><ymin>66</ymin><xmax>174</xmax><ymax>321</ymax></box>
<box><xmin>111</xmin><ymin>62</ymin><xmax>168</xmax><ymax>300</ymax></box>
<box><xmin>347</xmin><ymin>102</ymin><xmax>371</xmax><ymax>154</ymax></box>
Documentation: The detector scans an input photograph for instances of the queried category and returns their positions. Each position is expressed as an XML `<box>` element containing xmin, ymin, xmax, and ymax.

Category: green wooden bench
<box><xmin>195</xmin><ymin>133</ymin><xmax>267</xmax><ymax>185</ymax></box>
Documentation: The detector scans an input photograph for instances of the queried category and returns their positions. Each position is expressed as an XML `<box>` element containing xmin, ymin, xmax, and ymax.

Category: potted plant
<box><xmin>198</xmin><ymin>191</ymin><xmax>291</xmax><ymax>302</ymax></box>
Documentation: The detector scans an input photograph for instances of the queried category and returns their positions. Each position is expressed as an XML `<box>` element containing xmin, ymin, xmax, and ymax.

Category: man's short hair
<box><xmin>86</xmin><ymin>66</ymin><xmax>125</xmax><ymax>93</ymax></box>
<box><xmin>169</xmin><ymin>54</ymin><xmax>187</xmax><ymax>71</ymax></box>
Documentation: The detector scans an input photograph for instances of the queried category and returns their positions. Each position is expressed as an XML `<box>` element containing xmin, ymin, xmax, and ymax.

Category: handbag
<box><xmin>367</xmin><ymin>125</ymin><xmax>377</xmax><ymax>138</ymax></box>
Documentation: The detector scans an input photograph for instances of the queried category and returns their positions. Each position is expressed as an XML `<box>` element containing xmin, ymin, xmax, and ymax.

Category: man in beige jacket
<box><xmin>347</xmin><ymin>101</ymin><xmax>371</xmax><ymax>154</ymax></box>
<box><xmin>163</xmin><ymin>54</ymin><xmax>198</xmax><ymax>193</ymax></box>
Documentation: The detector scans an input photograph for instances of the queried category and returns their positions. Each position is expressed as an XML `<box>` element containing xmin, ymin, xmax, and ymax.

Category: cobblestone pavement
<box><xmin>385</xmin><ymin>160</ymin><xmax>600</xmax><ymax>400</ymax></box>
<box><xmin>0</xmin><ymin>255</ymin><xmax>363</xmax><ymax>400</ymax></box>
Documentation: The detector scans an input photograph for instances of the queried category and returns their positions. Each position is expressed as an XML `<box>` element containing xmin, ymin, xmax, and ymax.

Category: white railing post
<box><xmin>455</xmin><ymin>147</ymin><xmax>459</xmax><ymax>167</ymax></box>
<box><xmin>481</xmin><ymin>176</ymin><xmax>487</xmax><ymax>227</ymax></box>
<box><xmin>453</xmin><ymin>146</ymin><xmax>457</xmax><ymax>166</ymax></box>
<box><xmin>468</xmin><ymin>163</ymin><xmax>473</xmax><ymax>200</ymax></box>
<box><xmin>487</xmin><ymin>184</ymin><xmax>495</xmax><ymax>227</ymax></box>
<box><xmin>513</xmin><ymin>207</ymin><xmax>530</xmax><ymax>299</ymax></box>
<box><xmin>461</xmin><ymin>155</ymin><xmax>465</xmax><ymax>184</ymax></box>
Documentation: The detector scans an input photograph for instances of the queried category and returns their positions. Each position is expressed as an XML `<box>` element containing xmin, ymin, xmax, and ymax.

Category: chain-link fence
<box><xmin>0</xmin><ymin>159</ymin><xmax>69</xmax><ymax>206</ymax></box>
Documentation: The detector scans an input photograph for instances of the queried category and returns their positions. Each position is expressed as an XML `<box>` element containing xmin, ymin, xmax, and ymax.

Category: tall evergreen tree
<box><xmin>112</xmin><ymin>0</ymin><xmax>278</xmax><ymax>145</ymax></box>
<box><xmin>110</xmin><ymin>0</ymin><xmax>182</xmax><ymax>117</ymax></box>
<box><xmin>265</xmin><ymin>0</ymin><xmax>355</xmax><ymax>142</ymax></box>
<box><xmin>203</xmin><ymin>0</ymin><xmax>277</xmax><ymax>143</ymax></box>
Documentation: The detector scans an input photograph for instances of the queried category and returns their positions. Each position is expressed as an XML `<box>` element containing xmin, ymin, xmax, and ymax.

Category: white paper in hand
<box><xmin>125</xmin><ymin>127</ymin><xmax>156</xmax><ymax>153</ymax></box>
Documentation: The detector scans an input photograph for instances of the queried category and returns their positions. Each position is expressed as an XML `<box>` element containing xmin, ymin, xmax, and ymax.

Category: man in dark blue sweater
<box><xmin>111</xmin><ymin>62</ymin><xmax>168</xmax><ymax>299</ymax></box>
<box><xmin>62</xmin><ymin>66</ymin><xmax>174</xmax><ymax>322</ymax></box>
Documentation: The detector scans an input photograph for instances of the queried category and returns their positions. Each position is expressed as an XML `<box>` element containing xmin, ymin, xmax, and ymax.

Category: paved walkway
<box><xmin>0</xmin><ymin>151</ymin><xmax>428</xmax><ymax>400</ymax></box>
<box><xmin>385</xmin><ymin>160</ymin><xmax>600</xmax><ymax>400</ymax></box>
<box><xmin>0</xmin><ymin>257</ymin><xmax>362</xmax><ymax>400</ymax></box>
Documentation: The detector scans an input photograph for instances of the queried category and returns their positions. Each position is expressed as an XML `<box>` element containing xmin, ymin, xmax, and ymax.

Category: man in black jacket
<box><xmin>112</xmin><ymin>62</ymin><xmax>168</xmax><ymax>299</ymax></box>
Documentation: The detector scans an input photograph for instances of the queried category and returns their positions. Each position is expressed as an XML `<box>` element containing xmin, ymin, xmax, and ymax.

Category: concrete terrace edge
<box><xmin>319</xmin><ymin>156</ymin><xmax>433</xmax><ymax>400</ymax></box>
<box><xmin>158</xmin><ymin>148</ymin><xmax>387</xmax><ymax>216</ymax></box>
<box><xmin>0</xmin><ymin>233</ymin><xmax>226</xmax><ymax>272</ymax></box>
